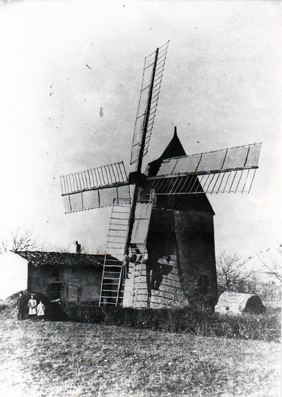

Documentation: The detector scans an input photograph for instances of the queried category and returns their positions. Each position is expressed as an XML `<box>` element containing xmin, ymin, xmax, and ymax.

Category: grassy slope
<box><xmin>0</xmin><ymin>311</ymin><xmax>280</xmax><ymax>397</ymax></box>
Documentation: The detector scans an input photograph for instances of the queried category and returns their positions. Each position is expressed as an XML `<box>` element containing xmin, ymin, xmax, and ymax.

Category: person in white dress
<box><xmin>37</xmin><ymin>300</ymin><xmax>45</xmax><ymax>320</ymax></box>
<box><xmin>28</xmin><ymin>294</ymin><xmax>37</xmax><ymax>320</ymax></box>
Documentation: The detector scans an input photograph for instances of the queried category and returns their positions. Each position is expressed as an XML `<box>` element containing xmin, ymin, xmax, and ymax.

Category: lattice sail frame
<box><xmin>60</xmin><ymin>162</ymin><xmax>131</xmax><ymax>213</ymax></box>
<box><xmin>144</xmin><ymin>143</ymin><xmax>261</xmax><ymax>196</ymax></box>
<box><xmin>61</xmin><ymin>161</ymin><xmax>128</xmax><ymax>195</ymax></box>
<box><xmin>130</xmin><ymin>41</ymin><xmax>170</xmax><ymax>165</ymax></box>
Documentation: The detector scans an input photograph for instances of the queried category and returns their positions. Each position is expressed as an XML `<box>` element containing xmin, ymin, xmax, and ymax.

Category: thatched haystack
<box><xmin>215</xmin><ymin>291</ymin><xmax>266</xmax><ymax>315</ymax></box>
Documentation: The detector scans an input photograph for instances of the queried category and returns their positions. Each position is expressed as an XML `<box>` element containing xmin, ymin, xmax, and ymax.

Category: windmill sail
<box><xmin>100</xmin><ymin>43</ymin><xmax>169</xmax><ymax>307</ymax></box>
<box><xmin>60</xmin><ymin>162</ymin><xmax>130</xmax><ymax>213</ymax></box>
<box><xmin>131</xmin><ymin>202</ymin><xmax>153</xmax><ymax>249</ymax></box>
<box><xmin>144</xmin><ymin>143</ymin><xmax>261</xmax><ymax>195</ymax></box>
<box><xmin>130</xmin><ymin>41</ymin><xmax>170</xmax><ymax>166</ymax></box>
<box><xmin>121</xmin><ymin>42</ymin><xmax>170</xmax><ymax>284</ymax></box>
<box><xmin>104</xmin><ymin>202</ymin><xmax>153</xmax><ymax>261</ymax></box>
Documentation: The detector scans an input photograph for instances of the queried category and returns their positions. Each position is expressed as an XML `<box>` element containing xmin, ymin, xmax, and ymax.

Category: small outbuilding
<box><xmin>215</xmin><ymin>291</ymin><xmax>266</xmax><ymax>315</ymax></box>
<box><xmin>14</xmin><ymin>251</ymin><xmax>115</xmax><ymax>303</ymax></box>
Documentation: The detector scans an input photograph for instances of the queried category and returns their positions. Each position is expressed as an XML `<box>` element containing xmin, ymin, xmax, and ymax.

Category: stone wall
<box><xmin>123</xmin><ymin>255</ymin><xmax>188</xmax><ymax>309</ymax></box>
<box><xmin>28</xmin><ymin>264</ymin><xmax>102</xmax><ymax>303</ymax></box>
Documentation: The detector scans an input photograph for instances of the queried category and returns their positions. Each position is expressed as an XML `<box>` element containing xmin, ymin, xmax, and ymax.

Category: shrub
<box><xmin>0</xmin><ymin>302</ymin><xmax>9</xmax><ymax>313</ymax></box>
<box><xmin>100</xmin><ymin>306</ymin><xmax>281</xmax><ymax>342</ymax></box>
<box><xmin>25</xmin><ymin>299</ymin><xmax>281</xmax><ymax>343</ymax></box>
<box><xmin>60</xmin><ymin>300</ymin><xmax>103</xmax><ymax>323</ymax></box>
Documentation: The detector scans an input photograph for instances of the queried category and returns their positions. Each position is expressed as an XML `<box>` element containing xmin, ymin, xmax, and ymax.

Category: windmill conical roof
<box><xmin>146</xmin><ymin>127</ymin><xmax>215</xmax><ymax>214</ymax></box>
<box><xmin>159</xmin><ymin>126</ymin><xmax>186</xmax><ymax>160</ymax></box>
<box><xmin>147</xmin><ymin>127</ymin><xmax>186</xmax><ymax>177</ymax></box>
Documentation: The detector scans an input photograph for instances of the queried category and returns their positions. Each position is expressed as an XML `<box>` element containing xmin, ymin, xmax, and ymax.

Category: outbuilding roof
<box><xmin>14</xmin><ymin>251</ymin><xmax>118</xmax><ymax>268</ymax></box>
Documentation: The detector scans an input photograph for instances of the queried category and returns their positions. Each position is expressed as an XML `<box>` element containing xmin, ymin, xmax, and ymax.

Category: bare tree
<box><xmin>257</xmin><ymin>245</ymin><xmax>282</xmax><ymax>283</ymax></box>
<box><xmin>216</xmin><ymin>252</ymin><xmax>250</xmax><ymax>292</ymax></box>
<box><xmin>0</xmin><ymin>228</ymin><xmax>43</xmax><ymax>253</ymax></box>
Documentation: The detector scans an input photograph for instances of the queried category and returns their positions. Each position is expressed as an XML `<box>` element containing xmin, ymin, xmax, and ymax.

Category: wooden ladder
<box><xmin>99</xmin><ymin>202</ymin><xmax>131</xmax><ymax>306</ymax></box>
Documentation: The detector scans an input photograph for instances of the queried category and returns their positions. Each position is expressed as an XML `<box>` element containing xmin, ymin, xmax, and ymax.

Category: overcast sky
<box><xmin>0</xmin><ymin>1</ymin><xmax>281</xmax><ymax>258</ymax></box>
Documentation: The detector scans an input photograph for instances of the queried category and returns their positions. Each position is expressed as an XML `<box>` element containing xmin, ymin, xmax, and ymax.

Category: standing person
<box><xmin>37</xmin><ymin>300</ymin><xmax>45</xmax><ymax>321</ymax></box>
<box><xmin>17</xmin><ymin>291</ymin><xmax>25</xmax><ymax>320</ymax></box>
<box><xmin>28</xmin><ymin>294</ymin><xmax>37</xmax><ymax>320</ymax></box>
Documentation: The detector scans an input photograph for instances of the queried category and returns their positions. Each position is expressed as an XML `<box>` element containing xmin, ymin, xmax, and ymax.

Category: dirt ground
<box><xmin>0</xmin><ymin>308</ymin><xmax>280</xmax><ymax>397</ymax></box>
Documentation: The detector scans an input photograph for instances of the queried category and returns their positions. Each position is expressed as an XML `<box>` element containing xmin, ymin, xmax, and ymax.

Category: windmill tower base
<box><xmin>123</xmin><ymin>207</ymin><xmax>217</xmax><ymax>311</ymax></box>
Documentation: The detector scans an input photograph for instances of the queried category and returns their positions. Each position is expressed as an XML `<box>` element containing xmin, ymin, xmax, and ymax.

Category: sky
<box><xmin>0</xmin><ymin>0</ymin><xmax>281</xmax><ymax>259</ymax></box>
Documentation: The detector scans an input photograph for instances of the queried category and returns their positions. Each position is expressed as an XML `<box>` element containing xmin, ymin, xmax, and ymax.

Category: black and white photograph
<box><xmin>0</xmin><ymin>1</ymin><xmax>281</xmax><ymax>396</ymax></box>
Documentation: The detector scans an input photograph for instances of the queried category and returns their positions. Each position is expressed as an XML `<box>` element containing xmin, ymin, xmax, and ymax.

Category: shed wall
<box><xmin>28</xmin><ymin>264</ymin><xmax>102</xmax><ymax>303</ymax></box>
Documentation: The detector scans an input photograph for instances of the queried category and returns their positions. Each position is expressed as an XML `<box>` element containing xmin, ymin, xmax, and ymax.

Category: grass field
<box><xmin>0</xmin><ymin>306</ymin><xmax>280</xmax><ymax>397</ymax></box>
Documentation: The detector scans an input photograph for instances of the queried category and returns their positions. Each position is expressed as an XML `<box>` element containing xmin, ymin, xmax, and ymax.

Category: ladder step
<box><xmin>110</xmin><ymin>219</ymin><xmax>128</xmax><ymax>226</ymax></box>
<box><xmin>104</xmin><ymin>265</ymin><xmax>122</xmax><ymax>268</ymax></box>
<box><xmin>103</xmin><ymin>277</ymin><xmax>120</xmax><ymax>280</ymax></box>
<box><xmin>110</xmin><ymin>217</ymin><xmax>129</xmax><ymax>220</ymax></box>
<box><xmin>112</xmin><ymin>211</ymin><xmax>130</xmax><ymax>214</ymax></box>
<box><xmin>112</xmin><ymin>207</ymin><xmax>130</xmax><ymax>210</ymax></box>
<box><xmin>111</xmin><ymin>210</ymin><xmax>130</xmax><ymax>213</ymax></box>
<box><xmin>108</xmin><ymin>230</ymin><xmax>127</xmax><ymax>233</ymax></box>
<box><xmin>107</xmin><ymin>234</ymin><xmax>126</xmax><ymax>238</ymax></box>
<box><xmin>104</xmin><ymin>263</ymin><xmax>122</xmax><ymax>266</ymax></box>
<box><xmin>104</xmin><ymin>266</ymin><xmax>122</xmax><ymax>269</ymax></box>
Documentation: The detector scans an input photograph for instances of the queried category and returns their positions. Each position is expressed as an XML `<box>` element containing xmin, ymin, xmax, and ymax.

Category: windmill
<box><xmin>60</xmin><ymin>42</ymin><xmax>261</xmax><ymax>310</ymax></box>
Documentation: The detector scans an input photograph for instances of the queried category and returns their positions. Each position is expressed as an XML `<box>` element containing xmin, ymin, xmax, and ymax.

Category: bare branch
<box><xmin>258</xmin><ymin>256</ymin><xmax>282</xmax><ymax>283</ymax></box>
<box><xmin>216</xmin><ymin>251</ymin><xmax>251</xmax><ymax>292</ymax></box>
<box><xmin>1</xmin><ymin>228</ymin><xmax>44</xmax><ymax>253</ymax></box>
